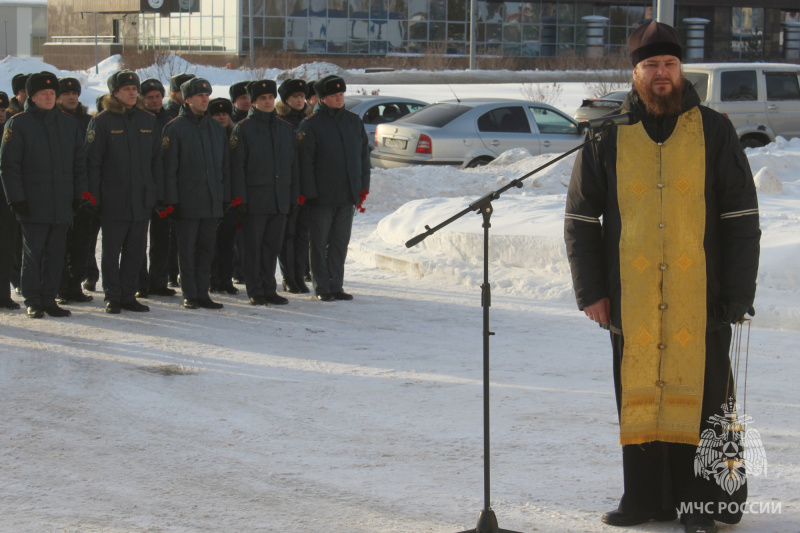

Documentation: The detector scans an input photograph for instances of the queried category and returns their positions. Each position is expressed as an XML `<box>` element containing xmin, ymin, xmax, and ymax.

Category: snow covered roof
<box><xmin>0</xmin><ymin>0</ymin><xmax>47</xmax><ymax>6</ymax></box>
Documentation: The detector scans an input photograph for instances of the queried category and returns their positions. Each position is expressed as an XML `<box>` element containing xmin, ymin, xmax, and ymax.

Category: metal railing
<box><xmin>51</xmin><ymin>35</ymin><xmax>116</xmax><ymax>43</ymax></box>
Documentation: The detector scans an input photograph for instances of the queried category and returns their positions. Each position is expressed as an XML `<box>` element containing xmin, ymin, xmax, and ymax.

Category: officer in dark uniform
<box><xmin>297</xmin><ymin>75</ymin><xmax>370</xmax><ymax>301</ymax></box>
<box><xmin>162</xmin><ymin>77</ymin><xmax>230</xmax><ymax>310</ymax></box>
<box><xmin>0</xmin><ymin>71</ymin><xmax>88</xmax><ymax>318</ymax></box>
<box><xmin>87</xmin><ymin>70</ymin><xmax>163</xmax><ymax>314</ymax></box>
<box><xmin>165</xmin><ymin>73</ymin><xmax>196</xmax><ymax>120</ymax></box>
<box><xmin>83</xmin><ymin>94</ymin><xmax>108</xmax><ymax>292</ymax></box>
<box><xmin>276</xmin><ymin>78</ymin><xmax>312</xmax><ymax>294</ymax></box>
<box><xmin>55</xmin><ymin>76</ymin><xmax>96</xmax><ymax>305</ymax></box>
<box><xmin>230</xmin><ymin>79</ymin><xmax>299</xmax><ymax>306</ymax></box>
<box><xmin>208</xmin><ymin>97</ymin><xmax>240</xmax><ymax>295</ymax></box>
<box><xmin>229</xmin><ymin>81</ymin><xmax>250</xmax><ymax>123</ymax></box>
<box><xmin>6</xmin><ymin>73</ymin><xmax>29</xmax><ymax>118</ymax></box>
<box><xmin>136</xmin><ymin>77</ymin><xmax>177</xmax><ymax>299</ymax></box>
<box><xmin>0</xmin><ymin>91</ymin><xmax>20</xmax><ymax>309</ymax></box>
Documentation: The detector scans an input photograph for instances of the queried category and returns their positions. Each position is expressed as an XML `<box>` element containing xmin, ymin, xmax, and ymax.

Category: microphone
<box><xmin>578</xmin><ymin>112</ymin><xmax>639</xmax><ymax>133</ymax></box>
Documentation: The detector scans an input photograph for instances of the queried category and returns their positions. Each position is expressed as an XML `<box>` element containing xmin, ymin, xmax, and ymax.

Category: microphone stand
<box><xmin>406</xmin><ymin>127</ymin><xmax>607</xmax><ymax>533</ymax></box>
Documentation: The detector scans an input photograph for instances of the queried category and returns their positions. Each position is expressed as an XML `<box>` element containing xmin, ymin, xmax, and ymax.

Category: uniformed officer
<box><xmin>56</xmin><ymin>76</ymin><xmax>96</xmax><ymax>305</ymax></box>
<box><xmin>230</xmin><ymin>79</ymin><xmax>299</xmax><ymax>306</ymax></box>
<box><xmin>162</xmin><ymin>77</ymin><xmax>230</xmax><ymax>310</ymax></box>
<box><xmin>0</xmin><ymin>90</ymin><xmax>20</xmax><ymax>310</ymax></box>
<box><xmin>6</xmin><ymin>73</ymin><xmax>29</xmax><ymax>118</ymax></box>
<box><xmin>208</xmin><ymin>96</ymin><xmax>240</xmax><ymax>295</ymax></box>
<box><xmin>136</xmin><ymin>77</ymin><xmax>178</xmax><ymax>299</ymax></box>
<box><xmin>297</xmin><ymin>74</ymin><xmax>370</xmax><ymax>301</ymax></box>
<box><xmin>276</xmin><ymin>78</ymin><xmax>312</xmax><ymax>294</ymax></box>
<box><xmin>0</xmin><ymin>71</ymin><xmax>88</xmax><ymax>318</ymax></box>
<box><xmin>229</xmin><ymin>81</ymin><xmax>250</xmax><ymax>123</ymax></box>
<box><xmin>87</xmin><ymin>70</ymin><xmax>163</xmax><ymax>314</ymax></box>
<box><xmin>165</xmin><ymin>73</ymin><xmax>196</xmax><ymax>120</ymax></box>
<box><xmin>306</xmin><ymin>80</ymin><xmax>319</xmax><ymax>109</ymax></box>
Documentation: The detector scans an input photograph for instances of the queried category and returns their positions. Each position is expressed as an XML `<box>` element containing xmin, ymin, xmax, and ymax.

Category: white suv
<box><xmin>683</xmin><ymin>63</ymin><xmax>800</xmax><ymax>148</ymax></box>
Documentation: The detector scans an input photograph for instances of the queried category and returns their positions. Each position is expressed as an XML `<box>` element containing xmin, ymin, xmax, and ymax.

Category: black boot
<box><xmin>282</xmin><ymin>278</ymin><xmax>301</xmax><ymax>294</ymax></box>
<box><xmin>43</xmin><ymin>304</ymin><xmax>72</xmax><ymax>318</ymax></box>
<box><xmin>602</xmin><ymin>508</ymin><xmax>677</xmax><ymax>527</ymax></box>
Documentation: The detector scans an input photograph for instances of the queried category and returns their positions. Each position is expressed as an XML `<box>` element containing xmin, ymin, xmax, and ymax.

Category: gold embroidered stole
<box><xmin>616</xmin><ymin>106</ymin><xmax>707</xmax><ymax>446</ymax></box>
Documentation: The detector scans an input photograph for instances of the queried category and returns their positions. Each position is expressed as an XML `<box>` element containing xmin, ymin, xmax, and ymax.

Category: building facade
<box><xmin>44</xmin><ymin>1</ymin><xmax>800</xmax><ymax>69</ymax></box>
<box><xmin>0</xmin><ymin>0</ymin><xmax>47</xmax><ymax>58</ymax></box>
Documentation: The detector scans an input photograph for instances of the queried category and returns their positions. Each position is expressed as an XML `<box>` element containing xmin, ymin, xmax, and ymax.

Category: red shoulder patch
<box><xmin>237</xmin><ymin>117</ymin><xmax>251</xmax><ymax>125</ymax></box>
<box><xmin>304</xmin><ymin>112</ymin><xmax>317</xmax><ymax>120</ymax></box>
<box><xmin>165</xmin><ymin>116</ymin><xmax>182</xmax><ymax>127</ymax></box>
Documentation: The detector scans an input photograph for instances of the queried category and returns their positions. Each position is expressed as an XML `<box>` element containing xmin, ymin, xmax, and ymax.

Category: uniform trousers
<box><xmin>0</xmin><ymin>205</ymin><xmax>18</xmax><ymax>300</ymax></box>
<box><xmin>138</xmin><ymin>212</ymin><xmax>172</xmax><ymax>291</ymax></box>
<box><xmin>611</xmin><ymin>326</ymin><xmax>745</xmax><ymax>523</ymax></box>
<box><xmin>19</xmin><ymin>222</ymin><xmax>68</xmax><ymax>308</ymax></box>
<box><xmin>101</xmin><ymin>219</ymin><xmax>149</xmax><ymax>304</ymax></box>
<box><xmin>210</xmin><ymin>208</ymin><xmax>239</xmax><ymax>290</ymax></box>
<box><xmin>84</xmin><ymin>214</ymin><xmax>101</xmax><ymax>285</ymax></box>
<box><xmin>60</xmin><ymin>209</ymin><xmax>95</xmax><ymax>296</ymax></box>
<box><xmin>175</xmin><ymin>217</ymin><xmax>216</xmax><ymax>300</ymax></box>
<box><xmin>243</xmin><ymin>213</ymin><xmax>287</xmax><ymax>298</ymax></box>
<box><xmin>308</xmin><ymin>204</ymin><xmax>353</xmax><ymax>296</ymax></box>
<box><xmin>278</xmin><ymin>204</ymin><xmax>310</xmax><ymax>285</ymax></box>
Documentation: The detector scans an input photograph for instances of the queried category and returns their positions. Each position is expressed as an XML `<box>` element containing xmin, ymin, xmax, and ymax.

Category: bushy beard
<box><xmin>634</xmin><ymin>74</ymin><xmax>684</xmax><ymax>117</ymax></box>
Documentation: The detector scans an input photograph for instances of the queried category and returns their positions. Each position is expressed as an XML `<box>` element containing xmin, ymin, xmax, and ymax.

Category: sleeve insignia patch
<box><xmin>230</xmin><ymin>135</ymin><xmax>239</xmax><ymax>149</ymax></box>
<box><xmin>2</xmin><ymin>129</ymin><xmax>12</xmax><ymax>143</ymax></box>
<box><xmin>162</xmin><ymin>136</ymin><xmax>170</xmax><ymax>150</ymax></box>
<box><xmin>297</xmin><ymin>130</ymin><xmax>306</xmax><ymax>144</ymax></box>
<box><xmin>87</xmin><ymin>130</ymin><xmax>95</xmax><ymax>143</ymax></box>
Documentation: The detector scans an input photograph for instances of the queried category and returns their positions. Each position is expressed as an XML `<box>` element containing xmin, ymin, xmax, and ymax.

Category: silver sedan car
<box><xmin>370</xmin><ymin>98</ymin><xmax>583</xmax><ymax>169</ymax></box>
<box><xmin>344</xmin><ymin>95</ymin><xmax>428</xmax><ymax>147</ymax></box>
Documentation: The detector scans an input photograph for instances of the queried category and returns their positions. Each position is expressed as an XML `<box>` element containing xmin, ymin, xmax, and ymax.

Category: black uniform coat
<box><xmin>87</xmin><ymin>95</ymin><xmax>163</xmax><ymax>222</ymax></box>
<box><xmin>230</xmin><ymin>107</ymin><xmax>299</xmax><ymax>216</ymax></box>
<box><xmin>276</xmin><ymin>100</ymin><xmax>313</xmax><ymax>132</ymax></box>
<box><xmin>58</xmin><ymin>102</ymin><xmax>92</xmax><ymax>133</ymax></box>
<box><xmin>162</xmin><ymin>103</ymin><xmax>230</xmax><ymax>219</ymax></box>
<box><xmin>564</xmin><ymin>82</ymin><xmax>760</xmax><ymax>333</ymax></box>
<box><xmin>296</xmin><ymin>102</ymin><xmax>370</xmax><ymax>207</ymax></box>
<box><xmin>0</xmin><ymin>99</ymin><xmax>87</xmax><ymax>224</ymax></box>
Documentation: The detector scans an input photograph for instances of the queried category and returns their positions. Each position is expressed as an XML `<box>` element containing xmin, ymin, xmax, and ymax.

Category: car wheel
<box><xmin>739</xmin><ymin>135</ymin><xmax>767</xmax><ymax>149</ymax></box>
<box><xmin>467</xmin><ymin>156</ymin><xmax>494</xmax><ymax>168</ymax></box>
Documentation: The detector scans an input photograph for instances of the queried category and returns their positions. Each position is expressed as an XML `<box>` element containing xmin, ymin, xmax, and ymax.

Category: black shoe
<box><xmin>56</xmin><ymin>295</ymin><xmax>70</xmax><ymax>305</ymax></box>
<box><xmin>43</xmin><ymin>304</ymin><xmax>71</xmax><ymax>318</ymax></box>
<box><xmin>0</xmin><ymin>297</ymin><xmax>21</xmax><ymax>310</ymax></box>
<box><xmin>682</xmin><ymin>515</ymin><xmax>717</xmax><ymax>533</ymax></box>
<box><xmin>136</xmin><ymin>289</ymin><xmax>149</xmax><ymax>298</ymax></box>
<box><xmin>149</xmin><ymin>286</ymin><xmax>177</xmax><ymax>297</ymax></box>
<box><xmin>197</xmin><ymin>298</ymin><xmax>223</xmax><ymax>310</ymax></box>
<box><xmin>169</xmin><ymin>279</ymin><xmax>180</xmax><ymax>288</ymax></box>
<box><xmin>67</xmin><ymin>291</ymin><xmax>93</xmax><ymax>303</ymax></box>
<box><xmin>105</xmin><ymin>301</ymin><xmax>121</xmax><ymax>314</ymax></box>
<box><xmin>265</xmin><ymin>294</ymin><xmax>289</xmax><ymax>305</ymax></box>
<box><xmin>27</xmin><ymin>305</ymin><xmax>44</xmax><ymax>318</ymax></box>
<box><xmin>304</xmin><ymin>273</ymin><xmax>312</xmax><ymax>282</ymax></box>
<box><xmin>220</xmin><ymin>285</ymin><xmax>239</xmax><ymax>295</ymax></box>
<box><xmin>83</xmin><ymin>281</ymin><xmax>96</xmax><ymax>292</ymax></box>
<box><xmin>316</xmin><ymin>293</ymin><xmax>335</xmax><ymax>302</ymax></box>
<box><xmin>249</xmin><ymin>296</ymin><xmax>267</xmax><ymax>306</ymax></box>
<box><xmin>121</xmin><ymin>300</ymin><xmax>150</xmax><ymax>312</ymax></box>
<box><xmin>297</xmin><ymin>281</ymin><xmax>310</xmax><ymax>294</ymax></box>
<box><xmin>602</xmin><ymin>509</ymin><xmax>677</xmax><ymax>527</ymax></box>
<box><xmin>183</xmin><ymin>298</ymin><xmax>199</xmax><ymax>309</ymax></box>
<box><xmin>282</xmin><ymin>279</ymin><xmax>301</xmax><ymax>294</ymax></box>
<box><xmin>332</xmin><ymin>291</ymin><xmax>353</xmax><ymax>301</ymax></box>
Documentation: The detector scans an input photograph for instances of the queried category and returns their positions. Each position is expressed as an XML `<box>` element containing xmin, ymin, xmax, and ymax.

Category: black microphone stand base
<box><xmin>457</xmin><ymin>509</ymin><xmax>523</xmax><ymax>533</ymax></box>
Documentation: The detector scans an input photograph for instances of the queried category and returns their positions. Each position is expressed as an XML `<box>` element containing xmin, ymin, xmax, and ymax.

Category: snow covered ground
<box><xmin>1</xmin><ymin>56</ymin><xmax>798</xmax><ymax>532</ymax></box>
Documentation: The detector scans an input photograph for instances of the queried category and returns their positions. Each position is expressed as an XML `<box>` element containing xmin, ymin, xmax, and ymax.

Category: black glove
<box><xmin>720</xmin><ymin>302</ymin><xmax>755</xmax><ymax>324</ymax></box>
<box><xmin>235</xmin><ymin>202</ymin><xmax>248</xmax><ymax>217</ymax></box>
<box><xmin>73</xmin><ymin>198</ymin><xmax>93</xmax><ymax>213</ymax></box>
<box><xmin>10</xmin><ymin>201</ymin><xmax>30</xmax><ymax>217</ymax></box>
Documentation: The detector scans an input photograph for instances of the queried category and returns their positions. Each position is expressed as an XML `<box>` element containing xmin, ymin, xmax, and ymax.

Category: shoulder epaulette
<box><xmin>10</xmin><ymin>111</ymin><xmax>26</xmax><ymax>119</ymax></box>
<box><xmin>143</xmin><ymin>109</ymin><xmax>156</xmax><ymax>118</ymax></box>
<box><xmin>237</xmin><ymin>117</ymin><xmax>251</xmax><ymax>125</ymax></box>
<box><xmin>348</xmin><ymin>110</ymin><xmax>360</xmax><ymax>116</ymax></box>
<box><xmin>304</xmin><ymin>112</ymin><xmax>317</xmax><ymax>120</ymax></box>
<box><xmin>95</xmin><ymin>109</ymin><xmax>110</xmax><ymax>120</ymax></box>
<box><xmin>277</xmin><ymin>117</ymin><xmax>293</xmax><ymax>128</ymax></box>
<box><xmin>165</xmin><ymin>116</ymin><xmax>182</xmax><ymax>127</ymax></box>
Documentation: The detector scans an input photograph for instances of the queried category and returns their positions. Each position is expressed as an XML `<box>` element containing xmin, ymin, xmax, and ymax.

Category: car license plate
<box><xmin>384</xmin><ymin>138</ymin><xmax>407</xmax><ymax>149</ymax></box>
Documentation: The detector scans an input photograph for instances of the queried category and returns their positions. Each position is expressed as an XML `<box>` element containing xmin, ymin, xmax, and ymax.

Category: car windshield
<box><xmin>395</xmin><ymin>103</ymin><xmax>471</xmax><ymax>127</ymax></box>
